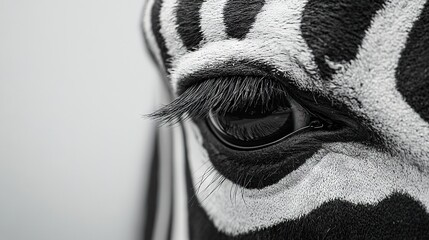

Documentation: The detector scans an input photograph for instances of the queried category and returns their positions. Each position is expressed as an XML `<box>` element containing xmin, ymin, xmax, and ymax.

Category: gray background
<box><xmin>0</xmin><ymin>0</ymin><xmax>159</xmax><ymax>239</ymax></box>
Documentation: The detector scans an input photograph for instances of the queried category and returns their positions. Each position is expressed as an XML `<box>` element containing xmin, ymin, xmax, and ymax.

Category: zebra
<box><xmin>142</xmin><ymin>0</ymin><xmax>429</xmax><ymax>239</ymax></box>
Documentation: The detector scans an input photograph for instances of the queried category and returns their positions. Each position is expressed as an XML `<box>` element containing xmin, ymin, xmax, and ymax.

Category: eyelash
<box><xmin>148</xmin><ymin>75</ymin><xmax>311</xmax><ymax>124</ymax></box>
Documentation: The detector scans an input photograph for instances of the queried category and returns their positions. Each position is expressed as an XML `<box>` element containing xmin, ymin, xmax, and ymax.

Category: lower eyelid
<box><xmin>195</xmin><ymin>118</ymin><xmax>359</xmax><ymax>189</ymax></box>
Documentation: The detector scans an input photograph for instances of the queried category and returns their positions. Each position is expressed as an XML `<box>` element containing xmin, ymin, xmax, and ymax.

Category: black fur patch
<box><xmin>396</xmin><ymin>1</ymin><xmax>429</xmax><ymax>122</ymax></box>
<box><xmin>224</xmin><ymin>0</ymin><xmax>265</xmax><ymax>39</ymax></box>
<box><xmin>301</xmin><ymin>0</ymin><xmax>386</xmax><ymax>79</ymax></box>
<box><xmin>151</xmin><ymin>0</ymin><xmax>172</xmax><ymax>71</ymax></box>
<box><xmin>176</xmin><ymin>0</ymin><xmax>205</xmax><ymax>50</ymax></box>
<box><xmin>198</xmin><ymin>119</ymin><xmax>319</xmax><ymax>189</ymax></box>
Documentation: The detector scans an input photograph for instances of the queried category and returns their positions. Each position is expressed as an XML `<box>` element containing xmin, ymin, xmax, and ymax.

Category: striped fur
<box><xmin>142</xmin><ymin>0</ymin><xmax>429</xmax><ymax>239</ymax></box>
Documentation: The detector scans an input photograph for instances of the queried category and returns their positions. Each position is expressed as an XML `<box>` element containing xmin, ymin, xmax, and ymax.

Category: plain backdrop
<box><xmin>0</xmin><ymin>0</ymin><xmax>160</xmax><ymax>239</ymax></box>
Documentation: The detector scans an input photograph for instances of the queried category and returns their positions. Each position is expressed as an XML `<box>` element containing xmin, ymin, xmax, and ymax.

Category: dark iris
<box><xmin>207</xmin><ymin>96</ymin><xmax>315</xmax><ymax>150</ymax></box>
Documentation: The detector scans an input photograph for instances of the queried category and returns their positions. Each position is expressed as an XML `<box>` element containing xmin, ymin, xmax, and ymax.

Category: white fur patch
<box><xmin>170</xmin><ymin>39</ymin><xmax>320</xmax><ymax>93</ymax></box>
<box><xmin>200</xmin><ymin>0</ymin><xmax>229</xmax><ymax>45</ymax></box>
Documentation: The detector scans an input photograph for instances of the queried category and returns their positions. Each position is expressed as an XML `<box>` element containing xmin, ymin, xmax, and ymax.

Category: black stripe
<box><xmin>176</xmin><ymin>0</ymin><xmax>205</xmax><ymax>50</ymax></box>
<box><xmin>166</xmin><ymin>191</ymin><xmax>174</xmax><ymax>240</ymax></box>
<box><xmin>224</xmin><ymin>0</ymin><xmax>265</xmax><ymax>39</ymax></box>
<box><xmin>152</xmin><ymin>0</ymin><xmax>173</xmax><ymax>71</ymax></box>
<box><xmin>166</xmin><ymin>132</ymin><xmax>175</xmax><ymax>240</ymax></box>
<box><xmin>396</xmin><ymin>1</ymin><xmax>429</xmax><ymax>123</ymax></box>
<box><xmin>143</xmin><ymin>130</ymin><xmax>160</xmax><ymax>240</ymax></box>
<box><xmin>301</xmin><ymin>0</ymin><xmax>386</xmax><ymax>79</ymax></box>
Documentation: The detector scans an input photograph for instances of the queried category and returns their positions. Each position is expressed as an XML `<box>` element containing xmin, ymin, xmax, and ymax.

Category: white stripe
<box><xmin>199</xmin><ymin>0</ymin><xmax>229</xmax><ymax>45</ymax></box>
<box><xmin>170</xmin><ymin>38</ymin><xmax>320</xmax><ymax>93</ymax></box>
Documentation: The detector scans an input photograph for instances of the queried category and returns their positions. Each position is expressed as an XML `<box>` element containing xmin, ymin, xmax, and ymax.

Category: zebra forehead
<box><xmin>143</xmin><ymin>0</ymin><xmax>400</xmax><ymax>78</ymax></box>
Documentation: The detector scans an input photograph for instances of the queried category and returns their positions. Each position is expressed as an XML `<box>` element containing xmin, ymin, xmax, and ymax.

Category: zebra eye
<box><xmin>207</xmin><ymin>96</ymin><xmax>324</xmax><ymax>150</ymax></box>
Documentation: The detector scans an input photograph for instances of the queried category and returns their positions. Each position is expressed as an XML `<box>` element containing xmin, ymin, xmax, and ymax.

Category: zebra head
<box><xmin>143</xmin><ymin>0</ymin><xmax>429</xmax><ymax>239</ymax></box>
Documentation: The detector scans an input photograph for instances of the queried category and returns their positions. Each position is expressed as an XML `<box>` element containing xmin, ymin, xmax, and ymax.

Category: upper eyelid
<box><xmin>154</xmin><ymin>59</ymin><xmax>318</xmax><ymax>124</ymax></box>
<box><xmin>173</xmin><ymin>60</ymin><xmax>301</xmax><ymax>95</ymax></box>
<box><xmin>149</xmin><ymin>75</ymin><xmax>292</xmax><ymax>124</ymax></box>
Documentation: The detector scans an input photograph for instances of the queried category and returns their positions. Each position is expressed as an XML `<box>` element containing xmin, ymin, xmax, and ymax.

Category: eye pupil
<box><xmin>212</xmin><ymin>106</ymin><xmax>294</xmax><ymax>142</ymax></box>
<box><xmin>207</xmin><ymin>96</ymin><xmax>315</xmax><ymax>150</ymax></box>
<box><xmin>211</xmin><ymin>106</ymin><xmax>293</xmax><ymax>142</ymax></box>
